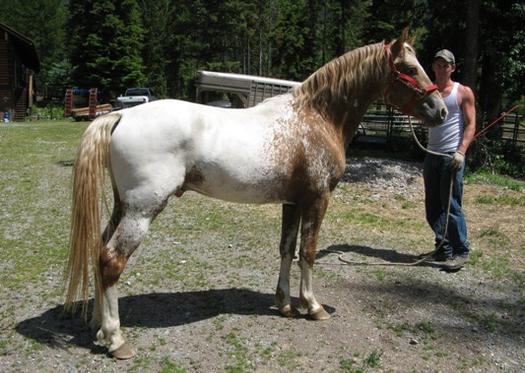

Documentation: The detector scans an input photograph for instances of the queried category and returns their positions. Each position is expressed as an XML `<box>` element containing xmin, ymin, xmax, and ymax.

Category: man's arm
<box><xmin>457</xmin><ymin>84</ymin><xmax>476</xmax><ymax>155</ymax></box>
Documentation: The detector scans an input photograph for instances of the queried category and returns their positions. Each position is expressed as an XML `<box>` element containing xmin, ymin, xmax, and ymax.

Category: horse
<box><xmin>64</xmin><ymin>28</ymin><xmax>447</xmax><ymax>359</ymax></box>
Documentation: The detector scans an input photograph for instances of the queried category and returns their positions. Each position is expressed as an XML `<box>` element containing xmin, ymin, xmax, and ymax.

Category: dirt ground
<box><xmin>1</xmin><ymin>152</ymin><xmax>524</xmax><ymax>372</ymax></box>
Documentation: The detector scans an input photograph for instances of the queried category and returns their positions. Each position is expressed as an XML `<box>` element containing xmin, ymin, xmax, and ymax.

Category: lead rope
<box><xmin>323</xmin><ymin>116</ymin><xmax>454</xmax><ymax>267</ymax></box>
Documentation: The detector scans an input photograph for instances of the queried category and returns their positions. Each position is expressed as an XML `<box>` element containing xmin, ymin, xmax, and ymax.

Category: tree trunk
<box><xmin>463</xmin><ymin>0</ymin><xmax>480</xmax><ymax>90</ymax></box>
<box><xmin>479</xmin><ymin>54</ymin><xmax>503</xmax><ymax>137</ymax></box>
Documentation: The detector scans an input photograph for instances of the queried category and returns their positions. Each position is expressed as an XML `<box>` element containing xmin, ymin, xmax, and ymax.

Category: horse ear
<box><xmin>391</xmin><ymin>27</ymin><xmax>409</xmax><ymax>57</ymax></box>
<box><xmin>400</xmin><ymin>26</ymin><xmax>409</xmax><ymax>42</ymax></box>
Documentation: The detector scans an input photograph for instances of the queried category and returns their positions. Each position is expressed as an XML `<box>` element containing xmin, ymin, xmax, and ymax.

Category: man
<box><xmin>424</xmin><ymin>49</ymin><xmax>476</xmax><ymax>270</ymax></box>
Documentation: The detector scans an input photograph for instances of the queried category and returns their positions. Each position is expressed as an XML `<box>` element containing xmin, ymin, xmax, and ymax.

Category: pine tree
<box><xmin>68</xmin><ymin>0</ymin><xmax>145</xmax><ymax>98</ymax></box>
<box><xmin>270</xmin><ymin>0</ymin><xmax>318</xmax><ymax>80</ymax></box>
<box><xmin>139</xmin><ymin>0</ymin><xmax>171</xmax><ymax>97</ymax></box>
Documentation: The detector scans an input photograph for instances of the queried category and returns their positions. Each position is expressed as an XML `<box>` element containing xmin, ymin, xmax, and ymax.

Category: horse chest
<box><xmin>278</xmin><ymin>128</ymin><xmax>345</xmax><ymax>196</ymax></box>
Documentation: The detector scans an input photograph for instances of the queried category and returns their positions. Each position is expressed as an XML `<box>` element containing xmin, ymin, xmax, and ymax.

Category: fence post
<box><xmin>387</xmin><ymin>104</ymin><xmax>393</xmax><ymax>146</ymax></box>
<box><xmin>88</xmin><ymin>88</ymin><xmax>98</xmax><ymax>119</ymax></box>
<box><xmin>512</xmin><ymin>113</ymin><xmax>519</xmax><ymax>146</ymax></box>
<box><xmin>64</xmin><ymin>88</ymin><xmax>73</xmax><ymax>117</ymax></box>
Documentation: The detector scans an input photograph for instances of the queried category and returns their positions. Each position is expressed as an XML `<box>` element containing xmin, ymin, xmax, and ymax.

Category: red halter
<box><xmin>383</xmin><ymin>43</ymin><xmax>438</xmax><ymax>115</ymax></box>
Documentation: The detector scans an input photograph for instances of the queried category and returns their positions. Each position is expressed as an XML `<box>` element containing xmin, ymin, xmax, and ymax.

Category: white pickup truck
<box><xmin>116</xmin><ymin>88</ymin><xmax>155</xmax><ymax>109</ymax></box>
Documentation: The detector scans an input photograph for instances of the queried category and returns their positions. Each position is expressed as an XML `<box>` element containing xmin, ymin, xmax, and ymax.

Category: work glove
<box><xmin>449</xmin><ymin>151</ymin><xmax>465</xmax><ymax>171</ymax></box>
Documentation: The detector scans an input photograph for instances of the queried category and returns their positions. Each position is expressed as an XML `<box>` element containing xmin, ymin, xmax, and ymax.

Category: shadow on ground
<box><xmin>318</xmin><ymin>244</ymin><xmax>443</xmax><ymax>269</ymax></box>
<box><xmin>15</xmin><ymin>288</ymin><xmax>327</xmax><ymax>353</ymax></box>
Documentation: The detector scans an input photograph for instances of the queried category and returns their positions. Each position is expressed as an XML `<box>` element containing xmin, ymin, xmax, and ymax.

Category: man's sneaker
<box><xmin>442</xmin><ymin>255</ymin><xmax>469</xmax><ymax>270</ymax></box>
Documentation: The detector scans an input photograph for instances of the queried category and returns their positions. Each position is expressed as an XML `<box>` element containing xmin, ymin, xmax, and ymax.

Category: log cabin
<box><xmin>0</xmin><ymin>22</ymin><xmax>40</xmax><ymax>122</ymax></box>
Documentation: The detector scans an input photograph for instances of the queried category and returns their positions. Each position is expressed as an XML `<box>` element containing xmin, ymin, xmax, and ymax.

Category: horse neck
<box><xmin>294</xmin><ymin>42</ymin><xmax>389</xmax><ymax>145</ymax></box>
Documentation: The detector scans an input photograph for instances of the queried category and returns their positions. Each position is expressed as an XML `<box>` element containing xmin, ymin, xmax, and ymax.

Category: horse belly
<box><xmin>185</xmin><ymin>159</ymin><xmax>291</xmax><ymax>204</ymax></box>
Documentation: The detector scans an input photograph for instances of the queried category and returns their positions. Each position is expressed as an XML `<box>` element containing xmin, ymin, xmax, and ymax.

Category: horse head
<box><xmin>384</xmin><ymin>28</ymin><xmax>447</xmax><ymax>127</ymax></box>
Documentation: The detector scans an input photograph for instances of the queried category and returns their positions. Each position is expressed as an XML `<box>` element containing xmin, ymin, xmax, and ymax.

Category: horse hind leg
<box><xmin>276</xmin><ymin>204</ymin><xmax>301</xmax><ymax>317</ymax></box>
<box><xmin>97</xmin><ymin>182</ymin><xmax>172</xmax><ymax>358</ymax></box>
<box><xmin>95</xmin><ymin>208</ymin><xmax>157</xmax><ymax>359</ymax></box>
<box><xmin>90</xmin><ymin>180</ymin><xmax>123</xmax><ymax>332</ymax></box>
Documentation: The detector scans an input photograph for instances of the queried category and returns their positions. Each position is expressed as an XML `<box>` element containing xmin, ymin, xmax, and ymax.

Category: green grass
<box><xmin>338</xmin><ymin>209</ymin><xmax>424</xmax><ymax>231</ymax></box>
<box><xmin>467</xmin><ymin>250</ymin><xmax>483</xmax><ymax>266</ymax></box>
<box><xmin>385</xmin><ymin>321</ymin><xmax>437</xmax><ymax>340</ymax></box>
<box><xmin>128</xmin><ymin>355</ymin><xmax>154</xmax><ymax>372</ymax></box>
<box><xmin>458</xmin><ymin>355</ymin><xmax>487</xmax><ymax>370</ymax></box>
<box><xmin>475</xmin><ymin>194</ymin><xmax>525</xmax><ymax>206</ymax></box>
<box><xmin>339</xmin><ymin>350</ymin><xmax>383</xmax><ymax>372</ymax></box>
<box><xmin>373</xmin><ymin>269</ymin><xmax>386</xmax><ymax>281</ymax></box>
<box><xmin>477</xmin><ymin>228</ymin><xmax>510</xmax><ymax>249</ymax></box>
<box><xmin>473</xmin><ymin>312</ymin><xmax>500</xmax><ymax>332</ymax></box>
<box><xmin>395</xmin><ymin>194</ymin><xmax>416</xmax><ymax>209</ymax></box>
<box><xmin>160</xmin><ymin>357</ymin><xmax>187</xmax><ymax>373</ymax></box>
<box><xmin>223</xmin><ymin>331</ymin><xmax>250</xmax><ymax>372</ymax></box>
<box><xmin>258</xmin><ymin>341</ymin><xmax>277</xmax><ymax>361</ymax></box>
<box><xmin>466</xmin><ymin>170</ymin><xmax>525</xmax><ymax>191</ymax></box>
<box><xmin>0</xmin><ymin>121</ymin><xmax>87</xmax><ymax>291</ymax></box>
<box><xmin>276</xmin><ymin>349</ymin><xmax>301</xmax><ymax>370</ymax></box>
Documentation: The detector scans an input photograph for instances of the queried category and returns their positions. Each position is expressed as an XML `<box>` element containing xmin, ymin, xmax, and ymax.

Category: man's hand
<box><xmin>450</xmin><ymin>151</ymin><xmax>465</xmax><ymax>171</ymax></box>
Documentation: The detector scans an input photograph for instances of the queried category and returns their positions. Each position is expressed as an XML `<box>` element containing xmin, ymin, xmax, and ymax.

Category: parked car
<box><xmin>116</xmin><ymin>88</ymin><xmax>155</xmax><ymax>109</ymax></box>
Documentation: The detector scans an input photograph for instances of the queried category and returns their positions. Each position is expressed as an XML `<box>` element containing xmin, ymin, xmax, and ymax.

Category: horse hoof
<box><xmin>279</xmin><ymin>305</ymin><xmax>296</xmax><ymax>318</ymax></box>
<box><xmin>111</xmin><ymin>343</ymin><xmax>135</xmax><ymax>360</ymax></box>
<box><xmin>309</xmin><ymin>307</ymin><xmax>330</xmax><ymax>321</ymax></box>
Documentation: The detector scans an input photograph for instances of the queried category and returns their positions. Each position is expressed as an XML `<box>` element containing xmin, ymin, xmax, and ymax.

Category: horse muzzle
<box><xmin>415</xmin><ymin>93</ymin><xmax>448</xmax><ymax>127</ymax></box>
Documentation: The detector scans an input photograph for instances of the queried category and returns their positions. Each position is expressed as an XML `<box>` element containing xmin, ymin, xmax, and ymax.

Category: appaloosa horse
<box><xmin>64</xmin><ymin>28</ymin><xmax>447</xmax><ymax>358</ymax></box>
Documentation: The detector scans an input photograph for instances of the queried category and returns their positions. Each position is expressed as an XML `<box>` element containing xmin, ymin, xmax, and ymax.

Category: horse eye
<box><xmin>407</xmin><ymin>67</ymin><xmax>418</xmax><ymax>76</ymax></box>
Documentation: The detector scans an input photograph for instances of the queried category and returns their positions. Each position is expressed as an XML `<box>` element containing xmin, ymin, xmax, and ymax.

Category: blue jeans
<box><xmin>423</xmin><ymin>154</ymin><xmax>469</xmax><ymax>257</ymax></box>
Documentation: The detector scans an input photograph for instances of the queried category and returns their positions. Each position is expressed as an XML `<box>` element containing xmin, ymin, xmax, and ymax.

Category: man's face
<box><xmin>432</xmin><ymin>58</ymin><xmax>455</xmax><ymax>79</ymax></box>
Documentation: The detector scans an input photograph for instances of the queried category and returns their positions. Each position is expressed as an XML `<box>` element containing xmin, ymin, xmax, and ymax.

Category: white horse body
<box><xmin>111</xmin><ymin>94</ymin><xmax>305</xmax><ymax>205</ymax></box>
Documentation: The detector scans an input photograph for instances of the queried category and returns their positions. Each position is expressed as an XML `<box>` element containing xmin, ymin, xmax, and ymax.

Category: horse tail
<box><xmin>64</xmin><ymin>112</ymin><xmax>122</xmax><ymax>316</ymax></box>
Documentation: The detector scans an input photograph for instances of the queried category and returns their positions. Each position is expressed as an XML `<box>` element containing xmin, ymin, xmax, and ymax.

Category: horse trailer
<box><xmin>195</xmin><ymin>70</ymin><xmax>300</xmax><ymax>108</ymax></box>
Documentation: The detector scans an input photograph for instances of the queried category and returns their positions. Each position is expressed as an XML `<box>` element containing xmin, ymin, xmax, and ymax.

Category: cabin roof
<box><xmin>0</xmin><ymin>22</ymin><xmax>40</xmax><ymax>72</ymax></box>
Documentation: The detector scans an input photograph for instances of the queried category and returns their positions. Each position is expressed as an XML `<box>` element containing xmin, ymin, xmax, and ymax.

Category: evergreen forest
<box><xmin>0</xmin><ymin>0</ymin><xmax>524</xmax><ymax>121</ymax></box>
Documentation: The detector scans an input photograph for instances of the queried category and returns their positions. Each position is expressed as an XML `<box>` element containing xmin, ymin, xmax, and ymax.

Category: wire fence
<box><xmin>354</xmin><ymin>102</ymin><xmax>525</xmax><ymax>149</ymax></box>
<box><xmin>499</xmin><ymin>113</ymin><xmax>525</xmax><ymax>145</ymax></box>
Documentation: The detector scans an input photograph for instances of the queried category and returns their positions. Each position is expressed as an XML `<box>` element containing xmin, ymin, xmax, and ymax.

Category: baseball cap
<box><xmin>434</xmin><ymin>49</ymin><xmax>455</xmax><ymax>64</ymax></box>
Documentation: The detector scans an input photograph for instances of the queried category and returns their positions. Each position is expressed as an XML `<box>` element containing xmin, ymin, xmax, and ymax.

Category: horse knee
<box><xmin>299</xmin><ymin>247</ymin><xmax>316</xmax><ymax>267</ymax></box>
<box><xmin>100</xmin><ymin>249</ymin><xmax>128</xmax><ymax>289</ymax></box>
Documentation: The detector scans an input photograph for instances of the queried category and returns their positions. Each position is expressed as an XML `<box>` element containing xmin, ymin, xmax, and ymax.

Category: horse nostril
<box><xmin>440</xmin><ymin>108</ymin><xmax>447</xmax><ymax>120</ymax></box>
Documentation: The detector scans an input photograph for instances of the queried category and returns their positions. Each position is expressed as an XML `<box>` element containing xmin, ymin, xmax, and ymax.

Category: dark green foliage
<box><xmin>270</xmin><ymin>0</ymin><xmax>318</xmax><ymax>80</ymax></box>
<box><xmin>1</xmin><ymin>0</ymin><xmax>523</xmax><ymax>128</ymax></box>
<box><xmin>478</xmin><ymin>1</ymin><xmax>525</xmax><ymax>115</ymax></box>
<box><xmin>467</xmin><ymin>139</ymin><xmax>525</xmax><ymax>180</ymax></box>
<box><xmin>271</xmin><ymin>0</ymin><xmax>369</xmax><ymax>81</ymax></box>
<box><xmin>159</xmin><ymin>0</ymin><xmax>260</xmax><ymax>98</ymax></box>
<box><xmin>362</xmin><ymin>0</ymin><xmax>427</xmax><ymax>44</ymax></box>
<box><xmin>139</xmin><ymin>0</ymin><xmax>171</xmax><ymax>97</ymax></box>
<box><xmin>68</xmin><ymin>0</ymin><xmax>145</xmax><ymax>98</ymax></box>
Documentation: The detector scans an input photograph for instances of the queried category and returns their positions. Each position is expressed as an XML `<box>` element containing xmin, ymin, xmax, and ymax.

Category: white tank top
<box><xmin>428</xmin><ymin>82</ymin><xmax>464</xmax><ymax>153</ymax></box>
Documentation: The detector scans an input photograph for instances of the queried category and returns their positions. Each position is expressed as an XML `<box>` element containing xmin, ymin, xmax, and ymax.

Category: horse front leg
<box><xmin>298</xmin><ymin>194</ymin><xmax>331</xmax><ymax>320</ymax></box>
<box><xmin>276</xmin><ymin>203</ymin><xmax>301</xmax><ymax>317</ymax></box>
